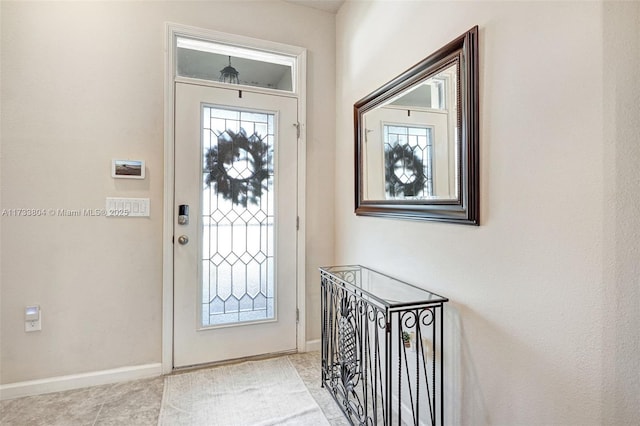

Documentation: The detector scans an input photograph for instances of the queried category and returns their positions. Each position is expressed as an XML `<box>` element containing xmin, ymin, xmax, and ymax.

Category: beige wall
<box><xmin>3</xmin><ymin>0</ymin><xmax>638</xmax><ymax>422</ymax></box>
<box><xmin>602</xmin><ymin>2</ymin><xmax>640</xmax><ymax>424</ymax></box>
<box><xmin>0</xmin><ymin>0</ymin><xmax>335</xmax><ymax>384</ymax></box>
<box><xmin>336</xmin><ymin>1</ymin><xmax>638</xmax><ymax>425</ymax></box>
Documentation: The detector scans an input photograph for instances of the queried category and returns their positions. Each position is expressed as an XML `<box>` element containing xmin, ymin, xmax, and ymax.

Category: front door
<box><xmin>173</xmin><ymin>82</ymin><xmax>298</xmax><ymax>368</ymax></box>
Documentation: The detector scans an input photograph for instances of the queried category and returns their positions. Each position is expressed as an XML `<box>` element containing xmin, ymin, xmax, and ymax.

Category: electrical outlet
<box><xmin>25</xmin><ymin>319</ymin><xmax>41</xmax><ymax>332</ymax></box>
<box><xmin>25</xmin><ymin>305</ymin><xmax>41</xmax><ymax>332</ymax></box>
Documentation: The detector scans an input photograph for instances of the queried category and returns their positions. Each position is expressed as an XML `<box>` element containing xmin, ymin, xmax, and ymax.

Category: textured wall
<box><xmin>336</xmin><ymin>1</ymin><xmax>638</xmax><ymax>424</ymax></box>
<box><xmin>0</xmin><ymin>0</ymin><xmax>335</xmax><ymax>384</ymax></box>
<box><xmin>602</xmin><ymin>2</ymin><xmax>640</xmax><ymax>424</ymax></box>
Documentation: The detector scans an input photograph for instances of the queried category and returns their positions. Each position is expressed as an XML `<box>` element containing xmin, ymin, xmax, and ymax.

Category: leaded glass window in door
<box><xmin>383</xmin><ymin>124</ymin><xmax>434</xmax><ymax>199</ymax></box>
<box><xmin>201</xmin><ymin>106</ymin><xmax>275</xmax><ymax>327</ymax></box>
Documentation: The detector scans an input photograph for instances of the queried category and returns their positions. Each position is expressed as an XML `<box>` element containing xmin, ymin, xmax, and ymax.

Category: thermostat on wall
<box><xmin>112</xmin><ymin>159</ymin><xmax>145</xmax><ymax>179</ymax></box>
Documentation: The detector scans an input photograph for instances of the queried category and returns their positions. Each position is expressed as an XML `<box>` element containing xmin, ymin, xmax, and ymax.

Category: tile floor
<box><xmin>0</xmin><ymin>352</ymin><xmax>349</xmax><ymax>426</ymax></box>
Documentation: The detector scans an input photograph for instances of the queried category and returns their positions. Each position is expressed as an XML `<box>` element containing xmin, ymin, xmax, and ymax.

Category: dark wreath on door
<box><xmin>384</xmin><ymin>143</ymin><xmax>429</xmax><ymax>198</ymax></box>
<box><xmin>204</xmin><ymin>128</ymin><xmax>272</xmax><ymax>207</ymax></box>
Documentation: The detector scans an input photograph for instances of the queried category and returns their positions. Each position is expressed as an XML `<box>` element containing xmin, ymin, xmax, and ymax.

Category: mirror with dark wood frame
<box><xmin>355</xmin><ymin>26</ymin><xmax>479</xmax><ymax>225</ymax></box>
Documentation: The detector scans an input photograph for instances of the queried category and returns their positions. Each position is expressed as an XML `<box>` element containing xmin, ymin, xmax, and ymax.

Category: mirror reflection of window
<box><xmin>355</xmin><ymin>26</ymin><xmax>479</xmax><ymax>224</ymax></box>
<box><xmin>390</xmin><ymin>78</ymin><xmax>446</xmax><ymax>110</ymax></box>
<box><xmin>383</xmin><ymin>124</ymin><xmax>433</xmax><ymax>199</ymax></box>
<box><xmin>361</xmin><ymin>61</ymin><xmax>459</xmax><ymax>201</ymax></box>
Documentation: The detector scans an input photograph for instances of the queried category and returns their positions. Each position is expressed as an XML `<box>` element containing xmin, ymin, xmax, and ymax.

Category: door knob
<box><xmin>177</xmin><ymin>235</ymin><xmax>189</xmax><ymax>245</ymax></box>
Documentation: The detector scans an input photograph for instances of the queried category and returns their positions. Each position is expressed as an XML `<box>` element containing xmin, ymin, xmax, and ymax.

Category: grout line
<box><xmin>91</xmin><ymin>402</ymin><xmax>105</xmax><ymax>426</ymax></box>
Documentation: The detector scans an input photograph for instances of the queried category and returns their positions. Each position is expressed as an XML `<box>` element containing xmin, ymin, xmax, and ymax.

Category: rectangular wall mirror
<box><xmin>354</xmin><ymin>26</ymin><xmax>479</xmax><ymax>225</ymax></box>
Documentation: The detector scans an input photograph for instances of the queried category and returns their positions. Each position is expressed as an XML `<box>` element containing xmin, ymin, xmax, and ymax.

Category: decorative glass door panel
<box><xmin>174</xmin><ymin>82</ymin><xmax>298</xmax><ymax>368</ymax></box>
<box><xmin>201</xmin><ymin>106</ymin><xmax>276</xmax><ymax>327</ymax></box>
<box><xmin>383</xmin><ymin>124</ymin><xmax>434</xmax><ymax>199</ymax></box>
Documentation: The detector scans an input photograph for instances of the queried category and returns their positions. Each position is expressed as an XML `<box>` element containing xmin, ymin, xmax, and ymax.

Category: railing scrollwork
<box><xmin>321</xmin><ymin>266</ymin><xmax>447</xmax><ymax>426</ymax></box>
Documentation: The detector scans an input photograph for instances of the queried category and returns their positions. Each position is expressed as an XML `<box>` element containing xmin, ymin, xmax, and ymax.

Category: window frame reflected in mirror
<box><xmin>354</xmin><ymin>26</ymin><xmax>479</xmax><ymax>225</ymax></box>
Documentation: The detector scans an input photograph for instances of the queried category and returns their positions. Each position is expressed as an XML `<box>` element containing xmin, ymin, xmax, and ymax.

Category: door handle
<box><xmin>177</xmin><ymin>235</ymin><xmax>189</xmax><ymax>245</ymax></box>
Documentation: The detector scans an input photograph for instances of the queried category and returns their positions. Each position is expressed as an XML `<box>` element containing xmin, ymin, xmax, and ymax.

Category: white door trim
<box><xmin>163</xmin><ymin>23</ymin><xmax>307</xmax><ymax>374</ymax></box>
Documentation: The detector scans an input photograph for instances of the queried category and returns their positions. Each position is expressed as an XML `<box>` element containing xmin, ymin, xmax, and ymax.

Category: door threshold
<box><xmin>170</xmin><ymin>349</ymin><xmax>298</xmax><ymax>375</ymax></box>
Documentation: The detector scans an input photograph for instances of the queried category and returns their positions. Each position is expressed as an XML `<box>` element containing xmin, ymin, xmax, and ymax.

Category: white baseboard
<box><xmin>305</xmin><ymin>339</ymin><xmax>321</xmax><ymax>352</ymax></box>
<box><xmin>2</xmin><ymin>342</ymin><xmax>321</xmax><ymax>401</ymax></box>
<box><xmin>0</xmin><ymin>363</ymin><xmax>162</xmax><ymax>401</ymax></box>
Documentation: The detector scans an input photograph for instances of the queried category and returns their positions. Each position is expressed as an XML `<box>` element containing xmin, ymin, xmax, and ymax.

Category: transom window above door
<box><xmin>176</xmin><ymin>37</ymin><xmax>297</xmax><ymax>92</ymax></box>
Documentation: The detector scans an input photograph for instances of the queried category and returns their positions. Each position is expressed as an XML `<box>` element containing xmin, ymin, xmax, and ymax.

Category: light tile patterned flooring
<box><xmin>0</xmin><ymin>352</ymin><xmax>349</xmax><ymax>426</ymax></box>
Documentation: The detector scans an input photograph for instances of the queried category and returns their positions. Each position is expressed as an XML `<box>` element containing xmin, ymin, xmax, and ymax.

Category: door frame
<box><xmin>162</xmin><ymin>23</ymin><xmax>307</xmax><ymax>373</ymax></box>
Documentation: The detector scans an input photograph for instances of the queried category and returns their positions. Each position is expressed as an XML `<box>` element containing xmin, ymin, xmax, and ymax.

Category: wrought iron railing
<box><xmin>320</xmin><ymin>265</ymin><xmax>448</xmax><ymax>426</ymax></box>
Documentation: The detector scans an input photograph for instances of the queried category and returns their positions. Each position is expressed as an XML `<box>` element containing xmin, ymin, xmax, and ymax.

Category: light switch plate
<box><xmin>106</xmin><ymin>198</ymin><xmax>150</xmax><ymax>217</ymax></box>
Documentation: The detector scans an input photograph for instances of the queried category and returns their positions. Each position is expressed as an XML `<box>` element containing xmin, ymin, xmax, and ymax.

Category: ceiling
<box><xmin>284</xmin><ymin>0</ymin><xmax>344</xmax><ymax>14</ymax></box>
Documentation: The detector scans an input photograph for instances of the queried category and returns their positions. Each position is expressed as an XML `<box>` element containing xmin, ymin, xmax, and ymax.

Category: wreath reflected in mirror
<box><xmin>384</xmin><ymin>144</ymin><xmax>427</xmax><ymax>198</ymax></box>
<box><xmin>204</xmin><ymin>128</ymin><xmax>272</xmax><ymax>207</ymax></box>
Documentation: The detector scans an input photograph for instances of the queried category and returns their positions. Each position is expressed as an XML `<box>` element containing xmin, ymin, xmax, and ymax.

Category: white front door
<box><xmin>173</xmin><ymin>82</ymin><xmax>298</xmax><ymax>368</ymax></box>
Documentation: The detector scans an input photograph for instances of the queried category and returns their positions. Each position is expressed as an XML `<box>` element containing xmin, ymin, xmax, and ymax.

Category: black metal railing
<box><xmin>320</xmin><ymin>266</ymin><xmax>447</xmax><ymax>426</ymax></box>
